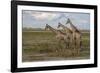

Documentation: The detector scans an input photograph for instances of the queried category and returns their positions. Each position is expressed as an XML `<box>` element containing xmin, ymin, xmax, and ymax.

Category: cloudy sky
<box><xmin>22</xmin><ymin>10</ymin><xmax>90</xmax><ymax>30</ymax></box>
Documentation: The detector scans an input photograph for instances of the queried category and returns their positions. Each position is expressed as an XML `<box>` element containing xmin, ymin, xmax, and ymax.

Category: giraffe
<box><xmin>66</xmin><ymin>18</ymin><xmax>82</xmax><ymax>55</ymax></box>
<box><xmin>58</xmin><ymin>22</ymin><xmax>73</xmax><ymax>49</ymax></box>
<box><xmin>45</xmin><ymin>24</ymin><xmax>69</xmax><ymax>50</ymax></box>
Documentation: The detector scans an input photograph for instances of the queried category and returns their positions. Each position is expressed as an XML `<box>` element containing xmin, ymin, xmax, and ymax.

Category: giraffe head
<box><xmin>57</xmin><ymin>22</ymin><xmax>62</xmax><ymax>28</ymax></box>
<box><xmin>45</xmin><ymin>24</ymin><xmax>49</xmax><ymax>30</ymax></box>
<box><xmin>66</xmin><ymin>18</ymin><xmax>72</xmax><ymax>24</ymax></box>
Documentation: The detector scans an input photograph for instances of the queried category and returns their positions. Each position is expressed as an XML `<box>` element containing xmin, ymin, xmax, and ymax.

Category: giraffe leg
<box><xmin>77</xmin><ymin>40</ymin><xmax>81</xmax><ymax>56</ymax></box>
<box><xmin>58</xmin><ymin>40</ymin><xmax>63</xmax><ymax>51</ymax></box>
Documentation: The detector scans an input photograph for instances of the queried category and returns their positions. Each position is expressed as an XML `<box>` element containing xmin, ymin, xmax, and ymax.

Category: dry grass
<box><xmin>22</xmin><ymin>31</ymin><xmax>90</xmax><ymax>62</ymax></box>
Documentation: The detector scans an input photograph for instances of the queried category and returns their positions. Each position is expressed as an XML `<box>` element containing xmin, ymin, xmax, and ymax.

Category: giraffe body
<box><xmin>66</xmin><ymin>18</ymin><xmax>82</xmax><ymax>55</ymax></box>
<box><xmin>45</xmin><ymin>24</ymin><xmax>69</xmax><ymax>49</ymax></box>
<box><xmin>58</xmin><ymin>23</ymin><xmax>73</xmax><ymax>49</ymax></box>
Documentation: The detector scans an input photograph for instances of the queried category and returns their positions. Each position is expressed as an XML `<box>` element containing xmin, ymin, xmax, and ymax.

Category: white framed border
<box><xmin>17</xmin><ymin>5</ymin><xmax>94</xmax><ymax>68</ymax></box>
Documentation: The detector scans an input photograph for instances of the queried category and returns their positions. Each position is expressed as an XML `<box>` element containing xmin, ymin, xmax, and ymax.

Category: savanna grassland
<box><xmin>22</xmin><ymin>30</ymin><xmax>90</xmax><ymax>62</ymax></box>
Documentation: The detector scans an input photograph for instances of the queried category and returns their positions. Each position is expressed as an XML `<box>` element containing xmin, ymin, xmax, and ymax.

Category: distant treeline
<box><xmin>23</xmin><ymin>28</ymin><xmax>45</xmax><ymax>31</ymax></box>
<box><xmin>22</xmin><ymin>28</ymin><xmax>90</xmax><ymax>32</ymax></box>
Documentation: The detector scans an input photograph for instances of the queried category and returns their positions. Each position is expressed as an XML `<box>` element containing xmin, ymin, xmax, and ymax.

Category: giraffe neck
<box><xmin>60</xmin><ymin>24</ymin><xmax>72</xmax><ymax>33</ymax></box>
<box><xmin>70</xmin><ymin>23</ymin><xmax>80</xmax><ymax>33</ymax></box>
<box><xmin>67</xmin><ymin>18</ymin><xmax>77</xmax><ymax>31</ymax></box>
<box><xmin>67</xmin><ymin>18</ymin><xmax>81</xmax><ymax>33</ymax></box>
<box><xmin>47</xmin><ymin>25</ymin><xmax>58</xmax><ymax>34</ymax></box>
